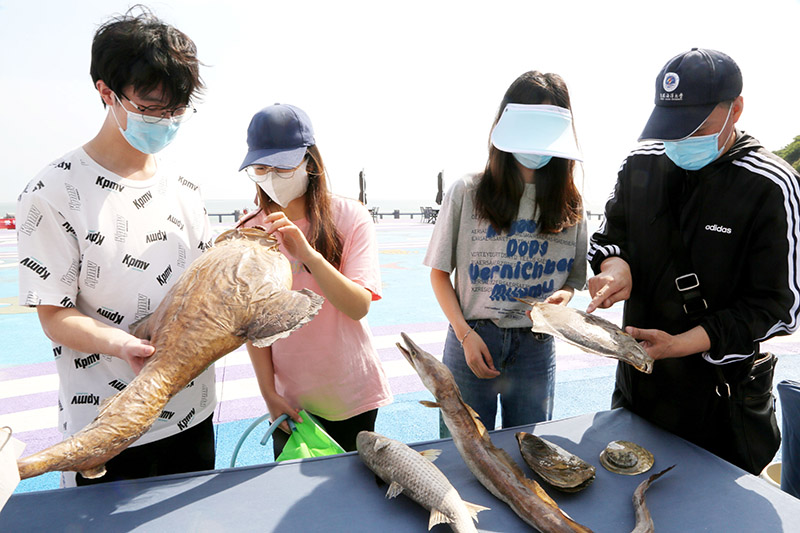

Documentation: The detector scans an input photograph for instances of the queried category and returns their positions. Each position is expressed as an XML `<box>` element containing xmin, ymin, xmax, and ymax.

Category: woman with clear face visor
<box><xmin>424</xmin><ymin>71</ymin><xmax>587</xmax><ymax>437</ymax></box>
<box><xmin>236</xmin><ymin>104</ymin><xmax>392</xmax><ymax>456</ymax></box>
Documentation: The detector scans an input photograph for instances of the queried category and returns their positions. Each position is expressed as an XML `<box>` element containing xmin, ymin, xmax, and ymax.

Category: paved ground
<box><xmin>2</xmin><ymin>218</ymin><xmax>798</xmax><ymax>493</ymax></box>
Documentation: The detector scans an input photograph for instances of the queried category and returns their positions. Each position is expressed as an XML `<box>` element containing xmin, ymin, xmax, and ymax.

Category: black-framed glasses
<box><xmin>121</xmin><ymin>94</ymin><xmax>196</xmax><ymax>124</ymax></box>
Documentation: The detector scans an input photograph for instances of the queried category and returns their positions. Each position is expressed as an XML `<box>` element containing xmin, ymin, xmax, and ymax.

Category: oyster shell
<box><xmin>516</xmin><ymin>432</ymin><xmax>596</xmax><ymax>492</ymax></box>
<box><xmin>599</xmin><ymin>440</ymin><xmax>654</xmax><ymax>475</ymax></box>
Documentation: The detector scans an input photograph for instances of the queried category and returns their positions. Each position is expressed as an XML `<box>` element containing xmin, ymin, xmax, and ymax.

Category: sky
<box><xmin>1</xmin><ymin>0</ymin><xmax>799</xmax><ymax>212</ymax></box>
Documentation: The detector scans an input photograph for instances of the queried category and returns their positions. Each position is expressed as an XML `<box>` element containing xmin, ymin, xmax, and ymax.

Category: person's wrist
<box><xmin>458</xmin><ymin>327</ymin><xmax>473</xmax><ymax>345</ymax></box>
<box><xmin>106</xmin><ymin>333</ymin><xmax>130</xmax><ymax>359</ymax></box>
<box><xmin>301</xmin><ymin>248</ymin><xmax>324</xmax><ymax>271</ymax></box>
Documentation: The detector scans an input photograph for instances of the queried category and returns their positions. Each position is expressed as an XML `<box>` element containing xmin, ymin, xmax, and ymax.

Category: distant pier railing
<box><xmin>370</xmin><ymin>207</ymin><xmax>438</xmax><ymax>223</ymax></box>
<box><xmin>208</xmin><ymin>211</ymin><xmax>244</xmax><ymax>223</ymax></box>
<box><xmin>210</xmin><ymin>209</ymin><xmax>602</xmax><ymax>224</ymax></box>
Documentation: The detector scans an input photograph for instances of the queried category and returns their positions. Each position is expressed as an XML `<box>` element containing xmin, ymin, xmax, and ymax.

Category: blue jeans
<box><xmin>440</xmin><ymin>320</ymin><xmax>555</xmax><ymax>438</ymax></box>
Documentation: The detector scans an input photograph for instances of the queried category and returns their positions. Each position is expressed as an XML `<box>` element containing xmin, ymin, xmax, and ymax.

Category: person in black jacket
<box><xmin>587</xmin><ymin>48</ymin><xmax>800</xmax><ymax>474</ymax></box>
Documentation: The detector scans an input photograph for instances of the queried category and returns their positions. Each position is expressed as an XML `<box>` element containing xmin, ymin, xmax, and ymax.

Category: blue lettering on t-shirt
<box><xmin>489</xmin><ymin>279</ymin><xmax>555</xmax><ymax>301</ymax></box>
<box><xmin>486</xmin><ymin>219</ymin><xmax>538</xmax><ymax>239</ymax></box>
<box><xmin>506</xmin><ymin>238</ymin><xmax>548</xmax><ymax>259</ymax></box>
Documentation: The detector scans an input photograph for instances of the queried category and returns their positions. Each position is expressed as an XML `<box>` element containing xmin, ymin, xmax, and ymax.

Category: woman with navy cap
<box><xmin>237</xmin><ymin>104</ymin><xmax>392</xmax><ymax>454</ymax></box>
<box><xmin>424</xmin><ymin>72</ymin><xmax>587</xmax><ymax>436</ymax></box>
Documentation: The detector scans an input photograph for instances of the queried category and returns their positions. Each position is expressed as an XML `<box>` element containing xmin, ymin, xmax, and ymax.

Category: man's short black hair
<box><xmin>90</xmin><ymin>5</ymin><xmax>204</xmax><ymax>109</ymax></box>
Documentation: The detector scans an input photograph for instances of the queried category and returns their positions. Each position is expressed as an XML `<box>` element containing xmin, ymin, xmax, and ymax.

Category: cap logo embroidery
<box><xmin>663</xmin><ymin>72</ymin><xmax>680</xmax><ymax>92</ymax></box>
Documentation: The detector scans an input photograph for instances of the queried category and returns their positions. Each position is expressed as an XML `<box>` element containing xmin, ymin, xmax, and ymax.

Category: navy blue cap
<box><xmin>639</xmin><ymin>48</ymin><xmax>742</xmax><ymax>141</ymax></box>
<box><xmin>239</xmin><ymin>104</ymin><xmax>315</xmax><ymax>170</ymax></box>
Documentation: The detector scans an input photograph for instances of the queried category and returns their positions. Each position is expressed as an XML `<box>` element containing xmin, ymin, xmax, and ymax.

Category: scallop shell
<box><xmin>516</xmin><ymin>432</ymin><xmax>596</xmax><ymax>492</ymax></box>
<box><xmin>599</xmin><ymin>440</ymin><xmax>654</xmax><ymax>475</ymax></box>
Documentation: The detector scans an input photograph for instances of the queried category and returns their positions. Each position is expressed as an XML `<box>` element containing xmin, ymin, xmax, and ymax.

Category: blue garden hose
<box><xmin>230</xmin><ymin>413</ymin><xmax>289</xmax><ymax>468</ymax></box>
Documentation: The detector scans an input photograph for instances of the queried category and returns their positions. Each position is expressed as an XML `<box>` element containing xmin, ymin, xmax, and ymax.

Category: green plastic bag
<box><xmin>276</xmin><ymin>410</ymin><xmax>345</xmax><ymax>462</ymax></box>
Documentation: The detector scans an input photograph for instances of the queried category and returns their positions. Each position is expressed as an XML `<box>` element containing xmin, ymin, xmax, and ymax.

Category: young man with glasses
<box><xmin>16</xmin><ymin>7</ymin><xmax>217</xmax><ymax>487</ymax></box>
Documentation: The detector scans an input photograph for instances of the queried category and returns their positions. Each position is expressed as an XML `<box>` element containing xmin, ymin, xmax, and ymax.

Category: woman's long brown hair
<box><xmin>474</xmin><ymin>71</ymin><xmax>583</xmax><ymax>234</ymax></box>
<box><xmin>255</xmin><ymin>145</ymin><xmax>343</xmax><ymax>269</ymax></box>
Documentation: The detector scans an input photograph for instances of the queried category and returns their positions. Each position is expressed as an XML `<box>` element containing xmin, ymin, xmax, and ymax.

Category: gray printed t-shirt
<box><xmin>424</xmin><ymin>173</ymin><xmax>587</xmax><ymax>328</ymax></box>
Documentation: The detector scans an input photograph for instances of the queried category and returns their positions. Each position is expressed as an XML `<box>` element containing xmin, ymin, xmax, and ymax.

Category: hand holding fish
<box><xmin>36</xmin><ymin>304</ymin><xmax>155</xmax><ymax>375</ymax></box>
<box><xmin>544</xmin><ymin>287</ymin><xmax>574</xmax><ymax>306</ymax></box>
<box><xmin>117</xmin><ymin>337</ymin><xmax>156</xmax><ymax>374</ymax></box>
<box><xmin>260</xmin><ymin>213</ymin><xmax>372</xmax><ymax>321</ymax></box>
<box><xmin>261</xmin><ymin>212</ymin><xmax>316</xmax><ymax>264</ymax></box>
<box><xmin>625</xmin><ymin>325</ymin><xmax>711</xmax><ymax>361</ymax></box>
<box><xmin>587</xmin><ymin>257</ymin><xmax>632</xmax><ymax>313</ymax></box>
<box><xmin>462</xmin><ymin>332</ymin><xmax>501</xmax><ymax>379</ymax></box>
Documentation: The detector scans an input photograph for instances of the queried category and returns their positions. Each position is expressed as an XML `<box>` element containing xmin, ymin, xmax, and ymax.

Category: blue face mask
<box><xmin>513</xmin><ymin>152</ymin><xmax>552</xmax><ymax>170</ymax></box>
<box><xmin>663</xmin><ymin>105</ymin><xmax>733</xmax><ymax>171</ymax></box>
<box><xmin>111</xmin><ymin>94</ymin><xmax>183</xmax><ymax>154</ymax></box>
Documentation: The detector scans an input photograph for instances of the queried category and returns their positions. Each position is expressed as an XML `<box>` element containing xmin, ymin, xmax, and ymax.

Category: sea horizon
<box><xmin>1</xmin><ymin>196</ymin><xmax>608</xmax><ymax>223</ymax></box>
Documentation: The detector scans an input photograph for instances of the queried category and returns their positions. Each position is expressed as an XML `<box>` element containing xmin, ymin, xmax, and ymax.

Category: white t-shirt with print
<box><xmin>17</xmin><ymin>147</ymin><xmax>217</xmax><ymax>447</ymax></box>
<box><xmin>424</xmin><ymin>173</ymin><xmax>588</xmax><ymax>328</ymax></box>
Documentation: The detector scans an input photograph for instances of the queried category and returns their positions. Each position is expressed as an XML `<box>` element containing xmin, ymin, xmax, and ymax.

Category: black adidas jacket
<box><xmin>589</xmin><ymin>131</ymin><xmax>800</xmax><ymax>364</ymax></box>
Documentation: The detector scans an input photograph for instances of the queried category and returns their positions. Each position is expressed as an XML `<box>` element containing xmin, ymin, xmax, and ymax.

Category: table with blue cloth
<box><xmin>3</xmin><ymin>408</ymin><xmax>800</xmax><ymax>532</ymax></box>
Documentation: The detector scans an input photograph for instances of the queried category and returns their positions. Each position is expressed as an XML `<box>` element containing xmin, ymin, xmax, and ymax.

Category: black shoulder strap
<box><xmin>666</xmin><ymin>177</ymin><xmax>708</xmax><ymax>321</ymax></box>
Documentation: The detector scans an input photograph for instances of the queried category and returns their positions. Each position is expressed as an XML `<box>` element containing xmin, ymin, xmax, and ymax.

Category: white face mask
<box><xmin>257</xmin><ymin>160</ymin><xmax>310</xmax><ymax>208</ymax></box>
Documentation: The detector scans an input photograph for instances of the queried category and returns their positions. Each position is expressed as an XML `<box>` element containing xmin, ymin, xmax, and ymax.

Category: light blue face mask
<box><xmin>111</xmin><ymin>94</ymin><xmax>183</xmax><ymax>154</ymax></box>
<box><xmin>663</xmin><ymin>105</ymin><xmax>733</xmax><ymax>171</ymax></box>
<box><xmin>513</xmin><ymin>152</ymin><xmax>552</xmax><ymax>170</ymax></box>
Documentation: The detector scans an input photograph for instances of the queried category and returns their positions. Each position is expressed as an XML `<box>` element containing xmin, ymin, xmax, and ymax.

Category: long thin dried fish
<box><xmin>397</xmin><ymin>333</ymin><xmax>592</xmax><ymax>532</ymax></box>
<box><xmin>631</xmin><ymin>465</ymin><xmax>675</xmax><ymax>533</ymax></box>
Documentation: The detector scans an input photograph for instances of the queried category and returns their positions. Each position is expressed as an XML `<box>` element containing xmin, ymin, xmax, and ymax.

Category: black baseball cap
<box><xmin>639</xmin><ymin>48</ymin><xmax>742</xmax><ymax>141</ymax></box>
<box><xmin>239</xmin><ymin>104</ymin><xmax>315</xmax><ymax>171</ymax></box>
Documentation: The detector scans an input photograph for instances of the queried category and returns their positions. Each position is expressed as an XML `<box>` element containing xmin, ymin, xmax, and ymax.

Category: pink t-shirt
<box><xmin>241</xmin><ymin>196</ymin><xmax>392</xmax><ymax>420</ymax></box>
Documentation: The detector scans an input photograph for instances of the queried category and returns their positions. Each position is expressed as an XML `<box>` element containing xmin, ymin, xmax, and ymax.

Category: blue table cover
<box><xmin>3</xmin><ymin>408</ymin><xmax>799</xmax><ymax>532</ymax></box>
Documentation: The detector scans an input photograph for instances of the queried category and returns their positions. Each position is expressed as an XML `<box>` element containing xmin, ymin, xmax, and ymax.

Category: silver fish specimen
<box><xmin>17</xmin><ymin>227</ymin><xmax>323</xmax><ymax>480</ymax></box>
<box><xmin>516</xmin><ymin>432</ymin><xmax>595</xmax><ymax>493</ymax></box>
<box><xmin>631</xmin><ymin>465</ymin><xmax>675</xmax><ymax>533</ymax></box>
<box><xmin>518</xmin><ymin>300</ymin><xmax>653</xmax><ymax>374</ymax></box>
<box><xmin>397</xmin><ymin>333</ymin><xmax>593</xmax><ymax>532</ymax></box>
<box><xmin>357</xmin><ymin>431</ymin><xmax>489</xmax><ymax>533</ymax></box>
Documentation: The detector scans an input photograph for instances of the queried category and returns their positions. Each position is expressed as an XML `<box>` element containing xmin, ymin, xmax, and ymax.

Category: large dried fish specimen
<box><xmin>397</xmin><ymin>333</ymin><xmax>592</xmax><ymax>532</ymax></box>
<box><xmin>17</xmin><ymin>228</ymin><xmax>323</xmax><ymax>480</ymax></box>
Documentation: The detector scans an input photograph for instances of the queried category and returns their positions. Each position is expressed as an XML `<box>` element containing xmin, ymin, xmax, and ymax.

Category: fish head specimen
<box><xmin>396</xmin><ymin>332</ymin><xmax>465</xmax><ymax>407</ymax></box>
<box><xmin>17</xmin><ymin>227</ymin><xmax>324</xmax><ymax>481</ymax></box>
<box><xmin>517</xmin><ymin>299</ymin><xmax>654</xmax><ymax>374</ymax></box>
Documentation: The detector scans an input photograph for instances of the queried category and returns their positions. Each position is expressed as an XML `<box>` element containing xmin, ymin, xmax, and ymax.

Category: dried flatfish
<box><xmin>631</xmin><ymin>465</ymin><xmax>675</xmax><ymax>533</ymax></box>
<box><xmin>517</xmin><ymin>300</ymin><xmax>654</xmax><ymax>374</ymax></box>
<box><xmin>516</xmin><ymin>432</ymin><xmax>595</xmax><ymax>492</ymax></box>
<box><xmin>599</xmin><ymin>440</ymin><xmax>654</xmax><ymax>475</ymax></box>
